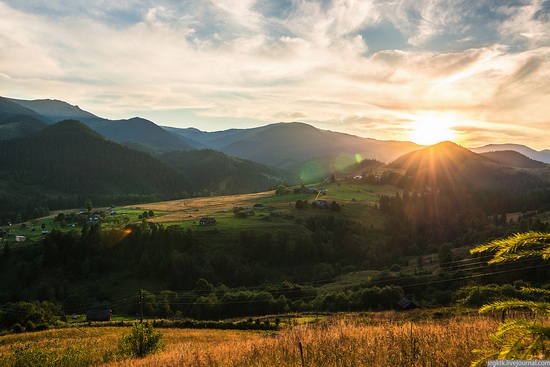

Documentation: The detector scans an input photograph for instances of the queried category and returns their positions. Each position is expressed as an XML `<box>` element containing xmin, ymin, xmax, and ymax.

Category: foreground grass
<box><xmin>0</xmin><ymin>314</ymin><xmax>499</xmax><ymax>367</ymax></box>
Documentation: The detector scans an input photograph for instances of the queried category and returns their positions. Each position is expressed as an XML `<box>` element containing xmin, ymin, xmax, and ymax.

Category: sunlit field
<box><xmin>0</xmin><ymin>314</ymin><xmax>499</xmax><ymax>367</ymax></box>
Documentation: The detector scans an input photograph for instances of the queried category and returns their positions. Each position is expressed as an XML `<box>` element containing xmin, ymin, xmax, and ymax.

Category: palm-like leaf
<box><xmin>470</xmin><ymin>231</ymin><xmax>550</xmax><ymax>364</ymax></box>
<box><xmin>470</xmin><ymin>231</ymin><xmax>550</xmax><ymax>264</ymax></box>
<box><xmin>479</xmin><ymin>299</ymin><xmax>550</xmax><ymax>317</ymax></box>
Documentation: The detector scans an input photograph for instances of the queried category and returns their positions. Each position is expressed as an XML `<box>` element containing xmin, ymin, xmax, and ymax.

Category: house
<box><xmin>397</xmin><ymin>297</ymin><xmax>417</xmax><ymax>310</ymax></box>
<box><xmin>199</xmin><ymin>217</ymin><xmax>217</xmax><ymax>226</ymax></box>
<box><xmin>253</xmin><ymin>204</ymin><xmax>265</xmax><ymax>209</ymax></box>
<box><xmin>306</xmin><ymin>187</ymin><xmax>319</xmax><ymax>194</ymax></box>
<box><xmin>86</xmin><ymin>309</ymin><xmax>112</xmax><ymax>322</ymax></box>
<box><xmin>15</xmin><ymin>235</ymin><xmax>26</xmax><ymax>243</ymax></box>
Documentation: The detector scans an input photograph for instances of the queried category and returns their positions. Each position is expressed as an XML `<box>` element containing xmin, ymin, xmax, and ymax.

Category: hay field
<box><xmin>125</xmin><ymin>192</ymin><xmax>274</xmax><ymax>224</ymax></box>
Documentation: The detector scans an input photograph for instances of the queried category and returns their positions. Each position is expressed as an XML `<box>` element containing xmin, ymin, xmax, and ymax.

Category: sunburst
<box><xmin>409</xmin><ymin>114</ymin><xmax>457</xmax><ymax>146</ymax></box>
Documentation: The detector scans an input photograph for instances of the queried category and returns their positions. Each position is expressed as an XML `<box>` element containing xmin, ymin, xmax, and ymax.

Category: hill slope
<box><xmin>8</xmin><ymin>98</ymin><xmax>103</xmax><ymax>125</ymax></box>
<box><xmin>159</xmin><ymin>149</ymin><xmax>288</xmax><ymax>194</ymax></box>
<box><xmin>471</xmin><ymin>143</ymin><xmax>550</xmax><ymax>164</ymax></box>
<box><xmin>0</xmin><ymin>120</ymin><xmax>190</xmax><ymax>197</ymax></box>
<box><xmin>480</xmin><ymin>150</ymin><xmax>547</xmax><ymax>169</ymax></box>
<box><xmin>95</xmin><ymin>117</ymin><xmax>196</xmax><ymax>153</ymax></box>
<box><xmin>200</xmin><ymin>122</ymin><xmax>420</xmax><ymax>167</ymax></box>
<box><xmin>0</xmin><ymin>97</ymin><xmax>50</xmax><ymax>139</ymax></box>
<box><xmin>8</xmin><ymin>98</ymin><xmax>195</xmax><ymax>153</ymax></box>
<box><xmin>389</xmin><ymin>141</ymin><xmax>546</xmax><ymax>191</ymax></box>
<box><xmin>0</xmin><ymin>114</ymin><xmax>48</xmax><ymax>140</ymax></box>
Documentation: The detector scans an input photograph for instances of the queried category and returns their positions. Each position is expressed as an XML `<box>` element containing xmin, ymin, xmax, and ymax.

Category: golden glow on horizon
<box><xmin>409</xmin><ymin>114</ymin><xmax>457</xmax><ymax>146</ymax></box>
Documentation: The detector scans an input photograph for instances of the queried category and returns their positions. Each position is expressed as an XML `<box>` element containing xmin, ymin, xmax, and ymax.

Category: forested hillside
<box><xmin>159</xmin><ymin>149</ymin><xmax>289</xmax><ymax>194</ymax></box>
<box><xmin>0</xmin><ymin>120</ymin><xmax>190</xmax><ymax>222</ymax></box>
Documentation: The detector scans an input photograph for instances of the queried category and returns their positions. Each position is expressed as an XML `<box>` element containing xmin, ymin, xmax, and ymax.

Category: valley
<box><xmin>0</xmin><ymin>97</ymin><xmax>549</xmax><ymax>365</ymax></box>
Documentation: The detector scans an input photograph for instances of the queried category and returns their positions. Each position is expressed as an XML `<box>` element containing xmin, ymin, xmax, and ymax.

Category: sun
<box><xmin>408</xmin><ymin>114</ymin><xmax>457</xmax><ymax>146</ymax></box>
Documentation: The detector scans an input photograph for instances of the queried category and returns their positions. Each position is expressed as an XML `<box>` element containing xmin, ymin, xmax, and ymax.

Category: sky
<box><xmin>1</xmin><ymin>0</ymin><xmax>549</xmax><ymax>149</ymax></box>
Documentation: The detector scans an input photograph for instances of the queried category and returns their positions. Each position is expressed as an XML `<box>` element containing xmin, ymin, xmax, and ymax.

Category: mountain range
<box><xmin>2</xmin><ymin>96</ymin><xmax>549</xmax><ymax>166</ymax></box>
<box><xmin>388</xmin><ymin>141</ymin><xmax>548</xmax><ymax>192</ymax></box>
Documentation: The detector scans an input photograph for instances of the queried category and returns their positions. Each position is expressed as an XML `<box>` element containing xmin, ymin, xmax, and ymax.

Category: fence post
<box><xmin>298</xmin><ymin>341</ymin><xmax>305</xmax><ymax>367</ymax></box>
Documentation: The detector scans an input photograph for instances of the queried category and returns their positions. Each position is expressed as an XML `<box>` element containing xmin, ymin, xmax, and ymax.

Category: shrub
<box><xmin>117</xmin><ymin>322</ymin><xmax>164</xmax><ymax>359</ymax></box>
<box><xmin>389</xmin><ymin>263</ymin><xmax>401</xmax><ymax>272</ymax></box>
<box><xmin>25</xmin><ymin>320</ymin><xmax>35</xmax><ymax>332</ymax></box>
<box><xmin>12</xmin><ymin>323</ymin><xmax>23</xmax><ymax>333</ymax></box>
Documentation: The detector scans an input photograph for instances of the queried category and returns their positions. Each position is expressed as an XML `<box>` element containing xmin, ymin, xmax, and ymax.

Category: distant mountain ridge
<box><xmin>480</xmin><ymin>150</ymin><xmax>547</xmax><ymax>169</ymax></box>
<box><xmin>8</xmin><ymin>97</ymin><xmax>103</xmax><ymax>125</ymax></box>
<box><xmin>167</xmin><ymin>122</ymin><xmax>422</xmax><ymax>168</ymax></box>
<box><xmin>388</xmin><ymin>141</ymin><xmax>547</xmax><ymax>191</ymax></box>
<box><xmin>5</xmin><ymin>97</ymin><xmax>194</xmax><ymax>153</ymax></box>
<box><xmin>471</xmin><ymin>144</ymin><xmax>550</xmax><ymax>164</ymax></box>
<box><xmin>2</xmin><ymin>95</ymin><xmax>549</xmax><ymax>170</ymax></box>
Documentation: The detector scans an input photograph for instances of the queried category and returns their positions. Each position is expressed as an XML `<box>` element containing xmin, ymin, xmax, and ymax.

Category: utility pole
<box><xmin>139</xmin><ymin>289</ymin><xmax>144</xmax><ymax>323</ymax></box>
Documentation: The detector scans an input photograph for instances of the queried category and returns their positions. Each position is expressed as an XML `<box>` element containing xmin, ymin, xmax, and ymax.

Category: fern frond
<box><xmin>470</xmin><ymin>349</ymin><xmax>499</xmax><ymax>367</ymax></box>
<box><xmin>470</xmin><ymin>231</ymin><xmax>550</xmax><ymax>264</ymax></box>
<box><xmin>521</xmin><ymin>287</ymin><xmax>550</xmax><ymax>295</ymax></box>
<box><xmin>479</xmin><ymin>299</ymin><xmax>550</xmax><ymax>315</ymax></box>
<box><xmin>498</xmin><ymin>329</ymin><xmax>530</xmax><ymax>359</ymax></box>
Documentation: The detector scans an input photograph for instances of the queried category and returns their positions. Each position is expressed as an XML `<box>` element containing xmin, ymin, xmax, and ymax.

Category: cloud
<box><xmin>497</xmin><ymin>0</ymin><xmax>550</xmax><ymax>47</ymax></box>
<box><xmin>0</xmin><ymin>0</ymin><xmax>549</xmax><ymax>149</ymax></box>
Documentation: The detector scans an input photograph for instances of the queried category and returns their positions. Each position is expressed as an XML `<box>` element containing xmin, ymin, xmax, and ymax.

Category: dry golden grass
<box><xmin>0</xmin><ymin>314</ymin><xmax>499</xmax><ymax>367</ymax></box>
<box><xmin>101</xmin><ymin>315</ymin><xmax>498</xmax><ymax>367</ymax></box>
<box><xmin>127</xmin><ymin>192</ymin><xmax>273</xmax><ymax>223</ymax></box>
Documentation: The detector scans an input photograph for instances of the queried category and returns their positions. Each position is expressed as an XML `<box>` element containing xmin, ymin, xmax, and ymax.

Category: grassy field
<box><xmin>126</xmin><ymin>183</ymin><xmax>394</xmax><ymax>231</ymax></box>
<box><xmin>0</xmin><ymin>182</ymin><xmax>398</xmax><ymax>239</ymax></box>
<box><xmin>0</xmin><ymin>313</ymin><xmax>499</xmax><ymax>367</ymax></box>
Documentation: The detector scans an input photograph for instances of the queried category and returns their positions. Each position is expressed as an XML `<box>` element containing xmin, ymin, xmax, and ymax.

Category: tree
<box><xmin>85</xmin><ymin>199</ymin><xmax>92</xmax><ymax>212</ymax></box>
<box><xmin>470</xmin><ymin>231</ymin><xmax>550</xmax><ymax>366</ymax></box>
<box><xmin>275</xmin><ymin>185</ymin><xmax>289</xmax><ymax>195</ymax></box>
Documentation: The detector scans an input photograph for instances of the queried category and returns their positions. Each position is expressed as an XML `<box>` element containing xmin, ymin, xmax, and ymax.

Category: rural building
<box><xmin>199</xmin><ymin>217</ymin><xmax>217</xmax><ymax>226</ymax></box>
<box><xmin>397</xmin><ymin>297</ymin><xmax>417</xmax><ymax>310</ymax></box>
<box><xmin>86</xmin><ymin>309</ymin><xmax>112</xmax><ymax>322</ymax></box>
<box><xmin>15</xmin><ymin>235</ymin><xmax>26</xmax><ymax>243</ymax></box>
<box><xmin>253</xmin><ymin>204</ymin><xmax>265</xmax><ymax>209</ymax></box>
